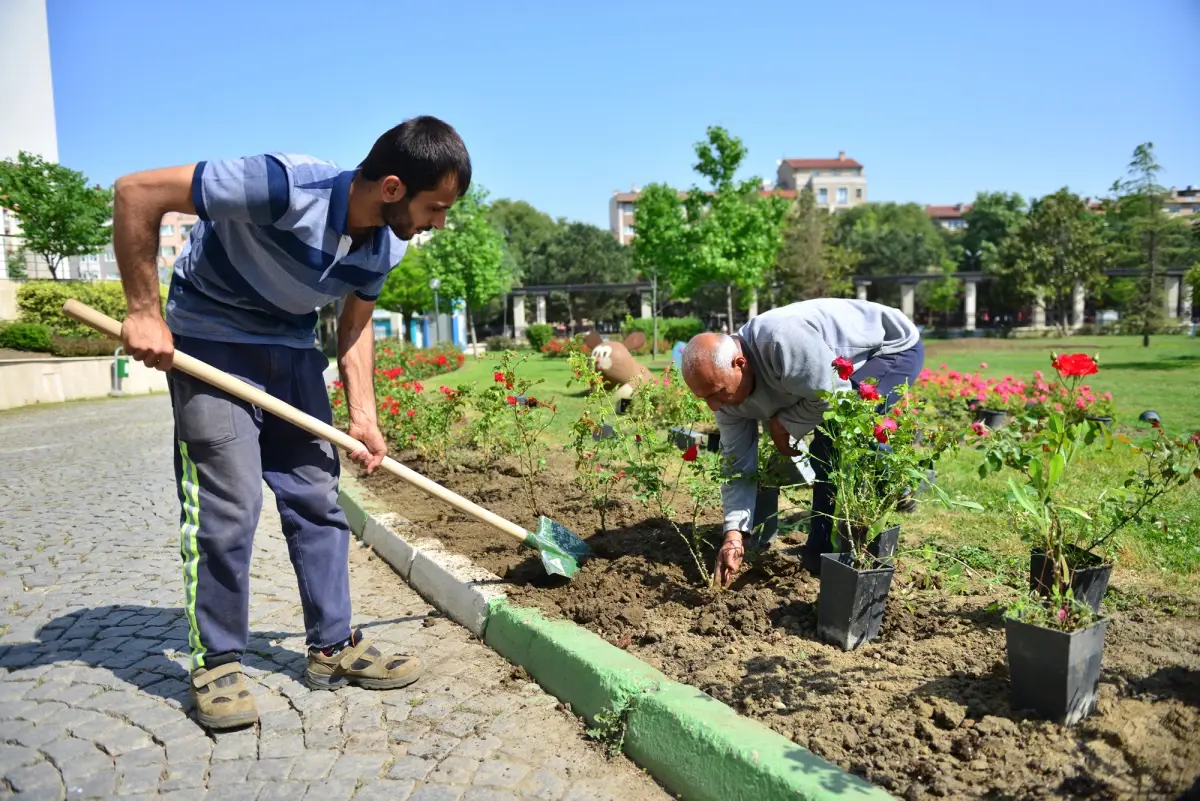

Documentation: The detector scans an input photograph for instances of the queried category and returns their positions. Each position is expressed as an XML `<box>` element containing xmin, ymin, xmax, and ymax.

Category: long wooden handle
<box><xmin>61</xmin><ymin>299</ymin><xmax>531</xmax><ymax>544</ymax></box>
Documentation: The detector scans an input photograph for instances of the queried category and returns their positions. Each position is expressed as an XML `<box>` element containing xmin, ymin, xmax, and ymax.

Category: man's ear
<box><xmin>584</xmin><ymin>331</ymin><xmax>603</xmax><ymax>349</ymax></box>
<box><xmin>381</xmin><ymin>175</ymin><xmax>407</xmax><ymax>203</ymax></box>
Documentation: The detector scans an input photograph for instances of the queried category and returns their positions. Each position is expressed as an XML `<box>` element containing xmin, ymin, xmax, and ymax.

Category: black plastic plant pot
<box><xmin>617</xmin><ymin>398</ymin><xmax>632</xmax><ymax>415</ymax></box>
<box><xmin>976</xmin><ymin>408</ymin><xmax>1008</xmax><ymax>429</ymax></box>
<box><xmin>1030</xmin><ymin>546</ymin><xmax>1112</xmax><ymax>615</ymax></box>
<box><xmin>1004</xmin><ymin>615</ymin><xmax>1109</xmax><ymax>726</ymax></box>
<box><xmin>749</xmin><ymin>486</ymin><xmax>780</xmax><ymax>550</ymax></box>
<box><xmin>817</xmin><ymin>552</ymin><xmax>895</xmax><ymax>651</ymax></box>
<box><xmin>869</xmin><ymin>524</ymin><xmax>900</xmax><ymax>560</ymax></box>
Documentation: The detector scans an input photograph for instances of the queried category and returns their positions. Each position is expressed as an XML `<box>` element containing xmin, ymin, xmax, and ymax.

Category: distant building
<box><xmin>1163</xmin><ymin>186</ymin><xmax>1198</xmax><ymax>217</ymax></box>
<box><xmin>926</xmin><ymin>203</ymin><xmax>971</xmax><ymax>230</ymax></box>
<box><xmin>775</xmin><ymin>152</ymin><xmax>867</xmax><ymax>211</ymax></box>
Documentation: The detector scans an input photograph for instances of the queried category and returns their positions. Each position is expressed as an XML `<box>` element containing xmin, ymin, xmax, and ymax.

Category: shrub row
<box><xmin>16</xmin><ymin>281</ymin><xmax>168</xmax><ymax>339</ymax></box>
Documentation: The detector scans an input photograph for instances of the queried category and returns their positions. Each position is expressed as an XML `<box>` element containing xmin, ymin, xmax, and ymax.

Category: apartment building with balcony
<box><xmin>775</xmin><ymin>152</ymin><xmax>867</xmax><ymax>211</ymax></box>
<box><xmin>1164</xmin><ymin>186</ymin><xmax>1199</xmax><ymax>217</ymax></box>
<box><xmin>926</xmin><ymin>203</ymin><xmax>971</xmax><ymax>230</ymax></box>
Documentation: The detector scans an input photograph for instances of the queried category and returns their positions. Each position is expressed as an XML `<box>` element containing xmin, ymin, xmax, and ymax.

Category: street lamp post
<box><xmin>429</xmin><ymin>277</ymin><xmax>441</xmax><ymax>344</ymax></box>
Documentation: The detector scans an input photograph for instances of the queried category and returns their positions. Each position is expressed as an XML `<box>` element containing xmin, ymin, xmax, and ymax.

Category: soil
<box><xmin>356</xmin><ymin>449</ymin><xmax>1200</xmax><ymax>800</ymax></box>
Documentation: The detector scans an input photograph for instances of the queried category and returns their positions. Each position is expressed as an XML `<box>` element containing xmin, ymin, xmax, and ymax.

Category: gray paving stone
<box><xmin>302</xmin><ymin>778</ymin><xmax>357</xmax><ymax>801</ymax></box>
<box><xmin>257</xmin><ymin>734</ymin><xmax>305</xmax><ymax>759</ymax></box>
<box><xmin>428</xmin><ymin>757</ymin><xmax>479</xmax><ymax>785</ymax></box>
<box><xmin>164</xmin><ymin>735</ymin><xmax>213</xmax><ymax>763</ymax></box>
<box><xmin>5</xmin><ymin>760</ymin><xmax>63</xmax><ymax>795</ymax></box>
<box><xmin>247</xmin><ymin>758</ymin><xmax>297</xmax><ymax>782</ymax></box>
<box><xmin>160</xmin><ymin>761</ymin><xmax>209</xmax><ymax>791</ymax></box>
<box><xmin>206</xmin><ymin>758</ymin><xmax>255</xmax><ymax>787</ymax></box>
<box><xmin>0</xmin><ymin>744</ymin><xmax>41</xmax><ymax>774</ymax></box>
<box><xmin>387</xmin><ymin>755</ymin><xmax>433</xmax><ymax>782</ymax></box>
<box><xmin>211</xmin><ymin>730</ymin><xmax>258</xmax><ymax>762</ymax></box>
<box><xmin>462</xmin><ymin>790</ymin><xmax>518</xmax><ymax>801</ymax></box>
<box><xmin>287</xmin><ymin>749</ymin><xmax>340</xmax><ymax>781</ymax></box>
<box><xmin>257</xmin><ymin>782</ymin><xmax>309</xmax><ymax>801</ymax></box>
<box><xmin>472</xmin><ymin>761</ymin><xmax>529</xmax><ymax>790</ymax></box>
<box><xmin>407</xmin><ymin>785</ymin><xmax>464</xmax><ymax>801</ymax></box>
<box><xmin>59</xmin><ymin>760</ymin><xmax>117</xmax><ymax>799</ymax></box>
<box><xmin>116</xmin><ymin>762</ymin><xmax>165</xmax><ymax>794</ymax></box>
<box><xmin>520</xmin><ymin>770</ymin><xmax>568</xmax><ymax>801</ymax></box>
<box><xmin>352</xmin><ymin>779</ymin><xmax>416</xmax><ymax>801</ymax></box>
<box><xmin>328</xmin><ymin>753</ymin><xmax>390</xmax><ymax>781</ymax></box>
<box><xmin>159</xmin><ymin>790</ymin><xmax>210</xmax><ymax>801</ymax></box>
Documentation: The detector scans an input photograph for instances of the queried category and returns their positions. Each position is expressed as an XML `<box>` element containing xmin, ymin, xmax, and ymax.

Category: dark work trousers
<box><xmin>804</xmin><ymin>340</ymin><xmax>926</xmax><ymax>569</ymax></box>
<box><xmin>168</xmin><ymin>335</ymin><xmax>352</xmax><ymax>672</ymax></box>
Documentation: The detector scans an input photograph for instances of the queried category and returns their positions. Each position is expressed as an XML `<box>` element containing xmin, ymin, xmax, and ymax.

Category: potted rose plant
<box><xmin>976</xmin><ymin>352</ymin><xmax>1200</xmax><ymax>725</ymax></box>
<box><xmin>813</xmin><ymin>365</ymin><xmax>980</xmax><ymax>651</ymax></box>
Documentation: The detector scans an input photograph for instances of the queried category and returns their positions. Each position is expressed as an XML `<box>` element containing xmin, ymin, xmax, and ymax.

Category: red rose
<box><xmin>858</xmin><ymin>383</ymin><xmax>881</xmax><ymax>401</ymax></box>
<box><xmin>494</xmin><ymin>371</ymin><xmax>505</xmax><ymax>383</ymax></box>
<box><xmin>436</xmin><ymin>354</ymin><xmax>448</xmax><ymax>366</ymax></box>
<box><xmin>873</xmin><ymin>417</ymin><xmax>898</xmax><ymax>443</ymax></box>
<box><xmin>1191</xmin><ymin>432</ymin><xmax>1200</xmax><ymax>445</ymax></box>
<box><xmin>406</xmin><ymin>409</ymin><xmax>416</xmax><ymax>418</ymax></box>
<box><xmin>682</xmin><ymin>444</ymin><xmax>698</xmax><ymax>462</ymax></box>
<box><xmin>506</xmin><ymin>395</ymin><xmax>517</xmax><ymax>405</ymax></box>
<box><xmin>1051</xmin><ymin>353</ymin><xmax>1099</xmax><ymax>378</ymax></box>
<box><xmin>414</xmin><ymin>381</ymin><xmax>424</xmax><ymax>393</ymax></box>
<box><xmin>832</xmin><ymin>356</ymin><xmax>854</xmax><ymax>380</ymax></box>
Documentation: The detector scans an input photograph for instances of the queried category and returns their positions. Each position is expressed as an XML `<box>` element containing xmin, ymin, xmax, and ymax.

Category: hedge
<box><xmin>524</xmin><ymin>323</ymin><xmax>553</xmax><ymax>351</ymax></box>
<box><xmin>622</xmin><ymin>315</ymin><xmax>704</xmax><ymax>345</ymax></box>
<box><xmin>16</xmin><ymin>281</ymin><xmax>169</xmax><ymax>339</ymax></box>
<box><xmin>0</xmin><ymin>322</ymin><xmax>52</xmax><ymax>352</ymax></box>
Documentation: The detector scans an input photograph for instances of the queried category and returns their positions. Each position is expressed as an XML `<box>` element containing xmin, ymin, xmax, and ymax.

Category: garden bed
<box><xmin>357</xmin><ymin>449</ymin><xmax>1200</xmax><ymax>801</ymax></box>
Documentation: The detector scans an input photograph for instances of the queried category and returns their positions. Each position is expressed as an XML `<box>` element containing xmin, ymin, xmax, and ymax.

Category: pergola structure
<box><xmin>508</xmin><ymin>282</ymin><xmax>653</xmax><ymax>339</ymax></box>
<box><xmin>854</xmin><ymin>267</ymin><xmax>1193</xmax><ymax>331</ymax></box>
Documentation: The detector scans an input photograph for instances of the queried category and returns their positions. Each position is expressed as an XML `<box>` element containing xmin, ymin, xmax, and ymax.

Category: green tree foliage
<box><xmin>376</xmin><ymin>245</ymin><xmax>434</xmax><ymax>318</ymax></box>
<box><xmin>828</xmin><ymin>202</ymin><xmax>950</xmax><ymax>278</ymax></box>
<box><xmin>1007</xmin><ymin>189</ymin><xmax>1106</xmax><ymax>334</ymax></box>
<box><xmin>918</xmin><ymin>261</ymin><xmax>962</xmax><ymax>328</ymax></box>
<box><xmin>486</xmin><ymin>199</ymin><xmax>559</xmax><ymax>281</ymax></box>
<box><xmin>770</xmin><ymin>185</ymin><xmax>854</xmax><ymax>305</ymax></box>
<box><xmin>961</xmin><ymin>192</ymin><xmax>1027</xmax><ymax>272</ymax></box>
<box><xmin>0</xmin><ymin>151</ymin><xmax>113</xmax><ymax>280</ymax></box>
<box><xmin>631</xmin><ymin>127</ymin><xmax>787</xmax><ymax>325</ymax></box>
<box><xmin>420</xmin><ymin>186</ymin><xmax>510</xmax><ymax>350</ymax></box>
<box><xmin>524</xmin><ymin>221</ymin><xmax>633</xmax><ymax>329</ymax></box>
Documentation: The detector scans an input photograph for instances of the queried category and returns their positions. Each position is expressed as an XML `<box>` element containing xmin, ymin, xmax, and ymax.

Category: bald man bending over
<box><xmin>681</xmin><ymin>299</ymin><xmax>924</xmax><ymax>587</ymax></box>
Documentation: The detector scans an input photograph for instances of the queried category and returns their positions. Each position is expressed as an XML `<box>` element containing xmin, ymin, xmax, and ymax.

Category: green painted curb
<box><xmin>485</xmin><ymin>600</ymin><xmax>894</xmax><ymax>801</ymax></box>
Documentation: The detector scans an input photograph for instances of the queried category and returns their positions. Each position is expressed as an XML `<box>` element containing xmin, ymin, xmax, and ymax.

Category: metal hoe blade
<box><xmin>521</xmin><ymin>516</ymin><xmax>591</xmax><ymax>578</ymax></box>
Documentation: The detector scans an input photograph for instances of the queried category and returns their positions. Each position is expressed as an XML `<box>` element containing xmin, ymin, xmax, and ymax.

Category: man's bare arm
<box><xmin>111</xmin><ymin>165</ymin><xmax>197</xmax><ymax>370</ymax></box>
<box><xmin>337</xmin><ymin>294</ymin><xmax>387</xmax><ymax>472</ymax></box>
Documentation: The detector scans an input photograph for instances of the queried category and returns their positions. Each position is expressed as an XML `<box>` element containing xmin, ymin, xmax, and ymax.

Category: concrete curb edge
<box><xmin>337</xmin><ymin>475</ymin><xmax>894</xmax><ymax>801</ymax></box>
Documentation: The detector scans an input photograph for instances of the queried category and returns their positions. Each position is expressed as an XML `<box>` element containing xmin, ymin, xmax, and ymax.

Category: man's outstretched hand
<box><xmin>713</xmin><ymin>530</ymin><xmax>745</xmax><ymax>588</ymax></box>
<box><xmin>347</xmin><ymin>420</ymin><xmax>388</xmax><ymax>473</ymax></box>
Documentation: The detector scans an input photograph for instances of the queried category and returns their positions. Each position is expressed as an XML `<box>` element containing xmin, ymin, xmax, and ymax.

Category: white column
<box><xmin>1165</xmin><ymin>275</ymin><xmax>1181</xmax><ymax>319</ymax></box>
<box><xmin>535</xmin><ymin>295</ymin><xmax>547</xmax><ymax>325</ymax></box>
<box><xmin>747</xmin><ymin>288</ymin><xmax>759</xmax><ymax>319</ymax></box>
<box><xmin>1182</xmin><ymin>279</ymin><xmax>1194</xmax><ymax>322</ymax></box>
<box><xmin>512</xmin><ymin>295</ymin><xmax>527</xmax><ymax>341</ymax></box>
<box><xmin>900</xmin><ymin>283</ymin><xmax>915</xmax><ymax>320</ymax></box>
<box><xmin>390</xmin><ymin>311</ymin><xmax>404</xmax><ymax>342</ymax></box>
<box><xmin>640</xmin><ymin>292</ymin><xmax>652</xmax><ymax>318</ymax></box>
<box><xmin>1071</xmin><ymin>282</ymin><xmax>1086</xmax><ymax>330</ymax></box>
<box><xmin>964</xmin><ymin>280</ymin><xmax>977</xmax><ymax>332</ymax></box>
<box><xmin>1033</xmin><ymin>290</ymin><xmax>1046</xmax><ymax>329</ymax></box>
<box><xmin>856</xmin><ymin>282</ymin><xmax>869</xmax><ymax>301</ymax></box>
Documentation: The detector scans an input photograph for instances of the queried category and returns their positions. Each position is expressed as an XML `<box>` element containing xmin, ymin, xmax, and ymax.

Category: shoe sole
<box><xmin>195</xmin><ymin>707</ymin><xmax>259</xmax><ymax>731</ymax></box>
<box><xmin>303</xmin><ymin>664</ymin><xmax>424</xmax><ymax>692</ymax></box>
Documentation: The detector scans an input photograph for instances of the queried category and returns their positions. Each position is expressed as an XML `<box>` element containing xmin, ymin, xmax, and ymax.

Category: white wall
<box><xmin>0</xmin><ymin>356</ymin><xmax>169</xmax><ymax>411</ymax></box>
<box><xmin>0</xmin><ymin>0</ymin><xmax>58</xmax><ymax>164</ymax></box>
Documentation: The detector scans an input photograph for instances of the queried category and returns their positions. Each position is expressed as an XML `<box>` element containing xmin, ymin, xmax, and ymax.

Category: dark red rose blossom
<box><xmin>858</xmin><ymin>383</ymin><xmax>881</xmax><ymax>401</ymax></box>
<box><xmin>832</xmin><ymin>356</ymin><xmax>854</xmax><ymax>380</ymax></box>
<box><xmin>681</xmin><ymin>444</ymin><xmax>698</xmax><ymax>462</ymax></box>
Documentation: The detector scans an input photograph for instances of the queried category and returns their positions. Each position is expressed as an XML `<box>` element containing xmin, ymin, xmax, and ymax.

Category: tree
<box><xmin>960</xmin><ymin>192</ymin><xmax>1027</xmax><ymax>272</ymax></box>
<box><xmin>376</xmin><ymin>245</ymin><xmax>434</xmax><ymax>318</ymax></box>
<box><xmin>420</xmin><ymin>186</ymin><xmax>510</xmax><ymax>352</ymax></box>
<box><xmin>0</xmin><ymin>151</ymin><xmax>113</xmax><ymax>280</ymax></box>
<box><xmin>486</xmin><ymin>198</ymin><xmax>559</xmax><ymax>280</ymax></box>
<box><xmin>919</xmin><ymin>261</ymin><xmax>963</xmax><ymax>329</ymax></box>
<box><xmin>1008</xmin><ymin>188</ymin><xmax>1106</xmax><ymax>334</ymax></box>
<box><xmin>1106</xmin><ymin>142</ymin><xmax>1175</xmax><ymax>346</ymax></box>
<box><xmin>681</xmin><ymin>127</ymin><xmax>789</xmax><ymax>326</ymax></box>
<box><xmin>771</xmin><ymin>185</ymin><xmax>853</xmax><ymax>305</ymax></box>
<box><xmin>828</xmin><ymin>202</ymin><xmax>951</xmax><ymax>278</ymax></box>
<box><xmin>523</xmin><ymin>221</ymin><xmax>633</xmax><ymax>329</ymax></box>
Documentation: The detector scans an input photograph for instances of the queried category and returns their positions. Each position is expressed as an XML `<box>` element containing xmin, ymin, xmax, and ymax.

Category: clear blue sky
<box><xmin>48</xmin><ymin>0</ymin><xmax>1199</xmax><ymax>228</ymax></box>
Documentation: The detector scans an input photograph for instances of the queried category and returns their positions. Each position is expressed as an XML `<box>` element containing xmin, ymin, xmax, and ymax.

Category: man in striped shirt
<box><xmin>112</xmin><ymin>116</ymin><xmax>470</xmax><ymax>730</ymax></box>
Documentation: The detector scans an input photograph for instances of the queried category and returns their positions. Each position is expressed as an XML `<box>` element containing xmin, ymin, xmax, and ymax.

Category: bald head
<box><xmin>681</xmin><ymin>332</ymin><xmax>754</xmax><ymax>411</ymax></box>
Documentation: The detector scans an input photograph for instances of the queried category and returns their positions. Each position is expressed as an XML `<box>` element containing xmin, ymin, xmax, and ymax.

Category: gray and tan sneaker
<box><xmin>190</xmin><ymin>662</ymin><xmax>259</xmax><ymax>730</ymax></box>
<box><xmin>305</xmin><ymin>632</ymin><xmax>423</xmax><ymax>691</ymax></box>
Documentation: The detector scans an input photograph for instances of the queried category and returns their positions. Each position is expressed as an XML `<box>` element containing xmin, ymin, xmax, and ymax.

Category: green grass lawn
<box><xmin>438</xmin><ymin>335</ymin><xmax>1200</xmax><ymax>593</ymax></box>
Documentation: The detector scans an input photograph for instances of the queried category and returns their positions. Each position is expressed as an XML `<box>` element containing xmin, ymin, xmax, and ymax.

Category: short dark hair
<box><xmin>359</xmin><ymin>115</ymin><xmax>471</xmax><ymax>197</ymax></box>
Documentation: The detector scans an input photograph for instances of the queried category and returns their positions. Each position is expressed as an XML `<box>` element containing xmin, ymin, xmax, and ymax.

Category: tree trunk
<box><xmin>565</xmin><ymin>294</ymin><xmax>574</xmax><ymax>335</ymax></box>
<box><xmin>46</xmin><ymin>255</ymin><xmax>58</xmax><ymax>280</ymax></box>
<box><xmin>1143</xmin><ymin>229</ymin><xmax>1156</xmax><ymax>348</ymax></box>
<box><xmin>466</xmin><ymin>302</ymin><xmax>479</xmax><ymax>358</ymax></box>
<box><xmin>726</xmin><ymin>283</ymin><xmax>735</xmax><ymax>334</ymax></box>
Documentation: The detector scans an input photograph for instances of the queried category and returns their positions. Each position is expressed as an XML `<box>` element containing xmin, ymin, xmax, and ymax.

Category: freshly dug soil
<box><xmin>357</xmin><ymin>449</ymin><xmax>1200</xmax><ymax>800</ymax></box>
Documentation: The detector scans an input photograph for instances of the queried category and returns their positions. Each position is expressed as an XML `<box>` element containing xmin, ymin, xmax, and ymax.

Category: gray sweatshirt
<box><xmin>715</xmin><ymin>299</ymin><xmax>920</xmax><ymax>533</ymax></box>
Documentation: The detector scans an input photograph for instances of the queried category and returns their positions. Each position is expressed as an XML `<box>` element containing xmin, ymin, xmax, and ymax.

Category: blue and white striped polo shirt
<box><xmin>165</xmin><ymin>153</ymin><xmax>407</xmax><ymax>348</ymax></box>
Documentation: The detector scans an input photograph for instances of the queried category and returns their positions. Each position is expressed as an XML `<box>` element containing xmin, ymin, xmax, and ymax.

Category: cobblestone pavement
<box><xmin>0</xmin><ymin>395</ymin><xmax>671</xmax><ymax>801</ymax></box>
